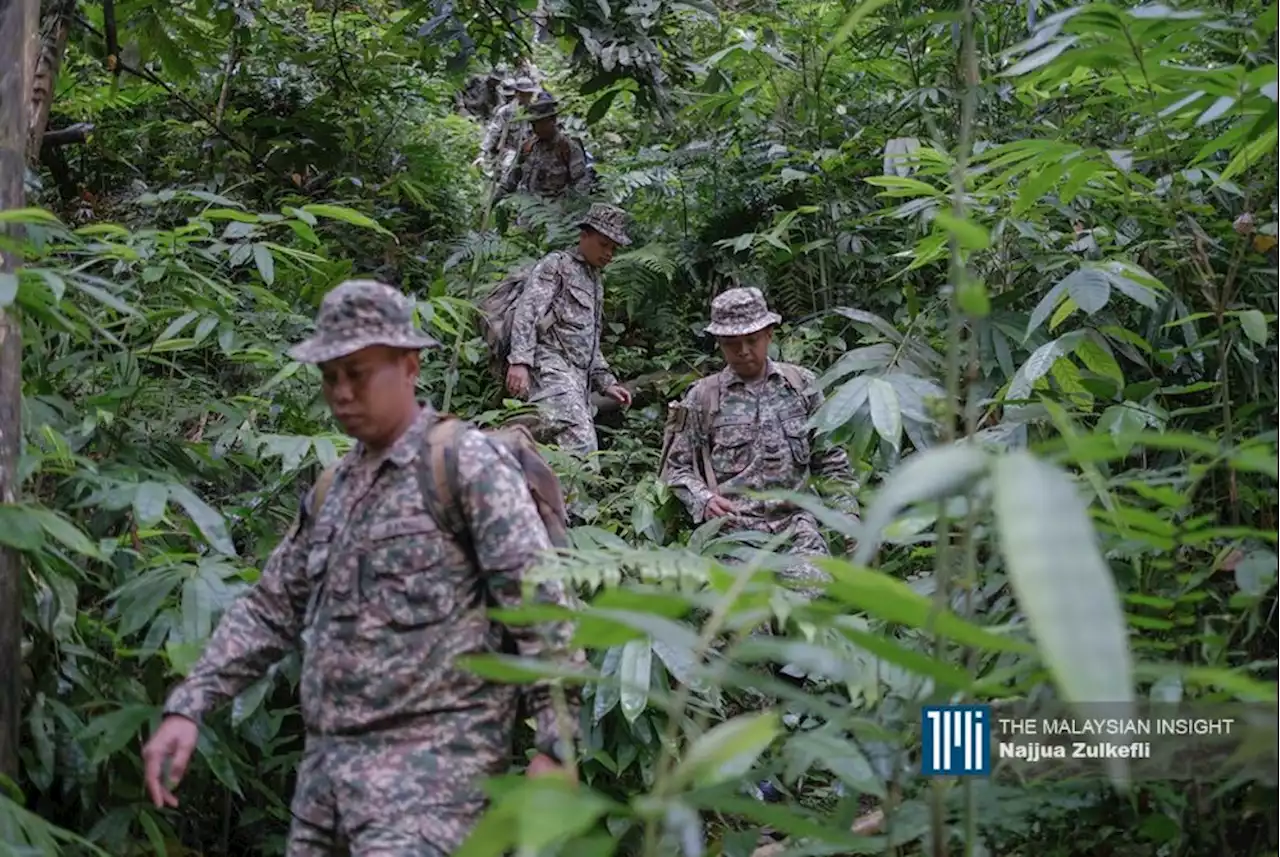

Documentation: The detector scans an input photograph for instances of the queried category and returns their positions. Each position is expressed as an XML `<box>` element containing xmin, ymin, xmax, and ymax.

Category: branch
<box><xmin>41</xmin><ymin>121</ymin><xmax>93</xmax><ymax>147</ymax></box>
<box><xmin>72</xmin><ymin>14</ymin><xmax>292</xmax><ymax>185</ymax></box>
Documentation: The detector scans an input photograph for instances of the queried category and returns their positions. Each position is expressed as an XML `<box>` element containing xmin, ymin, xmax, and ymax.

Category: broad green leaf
<box><xmin>0</xmin><ymin>507</ymin><xmax>44</xmax><ymax>551</ymax></box>
<box><xmin>301</xmin><ymin>204</ymin><xmax>393</xmax><ymax>236</ymax></box>
<box><xmin>1239</xmin><ymin>309</ymin><xmax>1268</xmax><ymax>345</ymax></box>
<box><xmin>671</xmin><ymin>711</ymin><xmax>781</xmax><ymax>789</ymax></box>
<box><xmin>853</xmin><ymin>444</ymin><xmax>990</xmax><ymax>565</ymax></box>
<box><xmin>618</xmin><ymin>638</ymin><xmax>652</xmax><ymax>723</ymax></box>
<box><xmin>992</xmin><ymin>452</ymin><xmax>1134</xmax><ymax>777</ymax></box>
<box><xmin>867</xmin><ymin>378</ymin><xmax>902</xmax><ymax>450</ymax></box>
<box><xmin>79</xmin><ymin>705</ymin><xmax>156</xmax><ymax>765</ymax></box>
<box><xmin>167</xmin><ymin>485</ymin><xmax>237</xmax><ymax>556</ymax></box>
<box><xmin>817</xmin><ymin>560</ymin><xmax>1034</xmax><ymax>654</ymax></box>
<box><xmin>29</xmin><ymin>510</ymin><xmax>101</xmax><ymax>559</ymax></box>
<box><xmin>592</xmin><ymin>646</ymin><xmax>623</xmax><ymax>723</ymax></box>
<box><xmin>1234</xmin><ymin>550</ymin><xmax>1278</xmax><ymax>597</ymax></box>
<box><xmin>933</xmin><ymin>210</ymin><xmax>990</xmax><ymax>250</ymax></box>
<box><xmin>133</xmin><ymin>482</ymin><xmax>169</xmax><ymax>526</ymax></box>
<box><xmin>253</xmin><ymin>244</ymin><xmax>275</xmax><ymax>285</ymax></box>
<box><xmin>651</xmin><ymin>637</ymin><xmax>711</xmax><ymax>695</ymax></box>
<box><xmin>456</xmin><ymin>654</ymin><xmax>595</xmax><ymax>684</ymax></box>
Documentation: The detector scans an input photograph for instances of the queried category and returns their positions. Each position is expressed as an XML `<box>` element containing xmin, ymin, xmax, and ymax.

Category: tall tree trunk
<box><xmin>0</xmin><ymin>0</ymin><xmax>35</xmax><ymax>784</ymax></box>
<box><xmin>27</xmin><ymin>0</ymin><xmax>75</xmax><ymax>162</ymax></box>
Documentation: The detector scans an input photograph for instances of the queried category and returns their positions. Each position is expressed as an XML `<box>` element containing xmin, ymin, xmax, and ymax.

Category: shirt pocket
<box><xmin>782</xmin><ymin>415</ymin><xmax>812</xmax><ymax>467</ymax></box>
<box><xmin>711</xmin><ymin>418</ymin><xmax>755</xmax><ymax>478</ymax></box>
<box><xmin>365</xmin><ymin>514</ymin><xmax>456</xmax><ymax>628</ymax></box>
<box><xmin>303</xmin><ymin>524</ymin><xmax>334</xmax><ymax>626</ymax></box>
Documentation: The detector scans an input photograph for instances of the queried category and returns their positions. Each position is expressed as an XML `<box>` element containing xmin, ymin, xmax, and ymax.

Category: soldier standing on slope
<box><xmin>140</xmin><ymin>281</ymin><xmax>580</xmax><ymax>856</ymax></box>
<box><xmin>476</xmin><ymin>76</ymin><xmax>542</xmax><ymax>177</ymax></box>
<box><xmin>660</xmin><ymin>287</ymin><xmax>860</xmax><ymax>600</ymax></box>
<box><xmin>505</xmin><ymin>203</ymin><xmax>633</xmax><ymax>467</ymax></box>
<box><xmin>495</xmin><ymin>95</ymin><xmax>591</xmax><ymax>203</ymax></box>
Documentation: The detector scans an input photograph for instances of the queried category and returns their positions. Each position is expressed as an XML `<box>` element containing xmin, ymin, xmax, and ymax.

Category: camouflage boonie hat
<box><xmin>704</xmin><ymin>286</ymin><xmax>782</xmax><ymax>337</ymax></box>
<box><xmin>287</xmin><ymin>280</ymin><xmax>439</xmax><ymax>364</ymax></box>
<box><xmin>520</xmin><ymin>96</ymin><xmax>560</xmax><ymax>121</ymax></box>
<box><xmin>512</xmin><ymin>76</ymin><xmax>539</xmax><ymax>93</ymax></box>
<box><xmin>578</xmin><ymin>203</ymin><xmax>632</xmax><ymax>246</ymax></box>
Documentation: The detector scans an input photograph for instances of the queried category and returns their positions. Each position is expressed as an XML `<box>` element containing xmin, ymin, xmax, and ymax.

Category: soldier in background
<box><xmin>660</xmin><ymin>286</ymin><xmax>860</xmax><ymax>600</ymax></box>
<box><xmin>139</xmin><ymin>281</ymin><xmax>580</xmax><ymax>856</ymax></box>
<box><xmin>505</xmin><ymin>203</ymin><xmax>633</xmax><ymax>469</ymax></box>
<box><xmin>476</xmin><ymin>76</ymin><xmax>542</xmax><ymax>178</ymax></box>
<box><xmin>496</xmin><ymin>95</ymin><xmax>592</xmax><ymax>203</ymax></box>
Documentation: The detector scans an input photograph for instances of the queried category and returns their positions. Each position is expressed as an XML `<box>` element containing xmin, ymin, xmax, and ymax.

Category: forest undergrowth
<box><xmin>1</xmin><ymin>0</ymin><xmax>1278</xmax><ymax>856</ymax></box>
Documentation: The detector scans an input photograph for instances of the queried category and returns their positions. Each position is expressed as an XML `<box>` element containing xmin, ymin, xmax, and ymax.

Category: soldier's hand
<box><xmin>705</xmin><ymin>495</ymin><xmax>740</xmax><ymax>518</ymax></box>
<box><xmin>603</xmin><ymin>385</ymin><xmax>632</xmax><ymax>408</ymax></box>
<box><xmin>142</xmin><ymin>714</ymin><xmax>199</xmax><ymax>808</ymax></box>
<box><xmin>527</xmin><ymin>752</ymin><xmax>577</xmax><ymax>784</ymax></box>
<box><xmin>506</xmin><ymin>364</ymin><xmax>532</xmax><ymax>398</ymax></box>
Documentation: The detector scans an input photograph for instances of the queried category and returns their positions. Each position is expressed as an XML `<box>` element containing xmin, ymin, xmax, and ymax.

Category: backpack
<box><xmin>309</xmin><ymin>416</ymin><xmax>571</xmax><ymax>553</ymax></box>
<box><xmin>474</xmin><ymin>257</ymin><xmax>566</xmax><ymax>384</ymax></box>
<box><xmin>657</xmin><ymin>363</ymin><xmax>811</xmax><ymax>494</ymax></box>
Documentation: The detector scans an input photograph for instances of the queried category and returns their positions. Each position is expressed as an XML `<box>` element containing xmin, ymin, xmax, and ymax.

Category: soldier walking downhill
<box><xmin>476</xmin><ymin>76</ymin><xmax>542</xmax><ymax>178</ymax></box>
<box><xmin>495</xmin><ymin>95</ymin><xmax>591</xmax><ymax>203</ymax></box>
<box><xmin>505</xmin><ymin>203</ymin><xmax>634</xmax><ymax>465</ymax></box>
<box><xmin>659</xmin><ymin>287</ymin><xmax>860</xmax><ymax>600</ymax></box>
<box><xmin>140</xmin><ymin>281</ymin><xmax>580</xmax><ymax>856</ymax></box>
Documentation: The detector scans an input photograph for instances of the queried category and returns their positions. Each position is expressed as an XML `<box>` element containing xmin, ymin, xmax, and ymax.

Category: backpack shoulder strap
<box><xmin>415</xmin><ymin>415</ymin><xmax>470</xmax><ymax>543</ymax></box>
<box><xmin>693</xmin><ymin>376</ymin><xmax>721</xmax><ymax>494</ymax></box>
<box><xmin>308</xmin><ymin>462</ymin><xmax>341</xmax><ymax>519</ymax></box>
<box><xmin>777</xmin><ymin>363</ymin><xmax>813</xmax><ymax>400</ymax></box>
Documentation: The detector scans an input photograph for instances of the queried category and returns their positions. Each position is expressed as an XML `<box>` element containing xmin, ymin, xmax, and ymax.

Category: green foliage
<box><xmin>5</xmin><ymin>0</ymin><xmax>1278</xmax><ymax>854</ymax></box>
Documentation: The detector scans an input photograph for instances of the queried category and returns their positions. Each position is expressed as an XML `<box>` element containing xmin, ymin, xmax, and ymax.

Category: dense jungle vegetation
<box><xmin>1</xmin><ymin>0</ymin><xmax>1277</xmax><ymax>855</ymax></box>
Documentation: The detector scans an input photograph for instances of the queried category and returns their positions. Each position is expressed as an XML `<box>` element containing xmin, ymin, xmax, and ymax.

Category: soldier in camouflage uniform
<box><xmin>661</xmin><ymin>287</ymin><xmax>859</xmax><ymax>600</ymax></box>
<box><xmin>496</xmin><ymin>95</ymin><xmax>591</xmax><ymax>202</ymax></box>
<box><xmin>141</xmin><ymin>281</ymin><xmax>580</xmax><ymax>856</ymax></box>
<box><xmin>477</xmin><ymin>76</ymin><xmax>542</xmax><ymax>177</ymax></box>
<box><xmin>505</xmin><ymin>204</ymin><xmax>633</xmax><ymax>467</ymax></box>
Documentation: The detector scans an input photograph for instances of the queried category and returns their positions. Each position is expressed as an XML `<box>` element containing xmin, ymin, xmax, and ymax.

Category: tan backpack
<box><xmin>309</xmin><ymin>416</ymin><xmax>570</xmax><ymax>551</ymax></box>
<box><xmin>657</xmin><ymin>364</ymin><xmax>811</xmax><ymax>494</ymax></box>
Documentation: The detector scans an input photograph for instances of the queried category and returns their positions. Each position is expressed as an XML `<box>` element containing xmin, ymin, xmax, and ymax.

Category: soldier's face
<box><xmin>579</xmin><ymin>229</ymin><xmax>618</xmax><ymax>268</ymax></box>
<box><xmin>320</xmin><ymin>346</ymin><xmax>420</xmax><ymax>444</ymax></box>
<box><xmin>718</xmin><ymin>326</ymin><xmax>773</xmax><ymax>380</ymax></box>
<box><xmin>533</xmin><ymin>117</ymin><xmax>556</xmax><ymax>139</ymax></box>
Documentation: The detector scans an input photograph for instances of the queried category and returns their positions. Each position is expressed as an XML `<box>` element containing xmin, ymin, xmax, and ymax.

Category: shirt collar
<box><xmin>350</xmin><ymin>401</ymin><xmax>437</xmax><ymax>469</ymax></box>
<box><xmin>723</xmin><ymin>358</ymin><xmax>780</xmax><ymax>387</ymax></box>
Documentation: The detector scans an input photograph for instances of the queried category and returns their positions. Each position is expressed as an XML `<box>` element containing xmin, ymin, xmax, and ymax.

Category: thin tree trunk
<box><xmin>0</xmin><ymin>0</ymin><xmax>36</xmax><ymax>783</ymax></box>
<box><xmin>26</xmin><ymin>0</ymin><xmax>75</xmax><ymax>162</ymax></box>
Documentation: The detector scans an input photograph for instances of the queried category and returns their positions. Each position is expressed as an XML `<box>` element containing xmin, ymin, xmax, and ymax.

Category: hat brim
<box><xmin>704</xmin><ymin>312</ymin><xmax>782</xmax><ymax>338</ymax></box>
<box><xmin>287</xmin><ymin>331</ymin><xmax>440</xmax><ymax>364</ymax></box>
<box><xmin>579</xmin><ymin>220</ymin><xmax>632</xmax><ymax>246</ymax></box>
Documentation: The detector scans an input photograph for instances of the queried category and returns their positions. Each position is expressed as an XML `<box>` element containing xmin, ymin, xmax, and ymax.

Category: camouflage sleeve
<box><xmin>480</xmin><ymin>114</ymin><xmax>503</xmax><ymax>157</ymax></box>
<box><xmin>588</xmin><ymin>343</ymin><xmax>618</xmax><ymax>393</ymax></box>
<box><xmin>802</xmin><ymin>371</ymin><xmax>860</xmax><ymax>516</ymax></box>
<box><xmin>661</xmin><ymin>385</ymin><xmax>715</xmax><ymax>523</ymax></box>
<box><xmin>162</xmin><ymin>507</ymin><xmax>312</xmax><ymax>722</ymax></box>
<box><xmin>454</xmin><ymin>430</ymin><xmax>580</xmax><ymax>762</ymax></box>
<box><xmin>507</xmin><ymin>254</ymin><xmax>560</xmax><ymax>368</ymax></box>
<box><xmin>498</xmin><ymin>145</ymin><xmax>523</xmax><ymax>196</ymax></box>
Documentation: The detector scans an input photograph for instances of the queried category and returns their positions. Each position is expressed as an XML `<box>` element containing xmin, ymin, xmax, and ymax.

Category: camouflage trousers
<box><xmin>723</xmin><ymin>511</ymin><xmax>832</xmax><ymax>602</ymax></box>
<box><xmin>286</xmin><ymin>736</ymin><xmax>493</xmax><ymax>856</ymax></box>
<box><xmin>527</xmin><ymin>361</ymin><xmax>599</xmax><ymax>464</ymax></box>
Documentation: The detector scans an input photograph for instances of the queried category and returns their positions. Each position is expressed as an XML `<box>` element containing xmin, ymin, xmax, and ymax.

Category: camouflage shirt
<box><xmin>163</xmin><ymin>404</ymin><xmax>578</xmax><ymax>762</ymax></box>
<box><xmin>663</xmin><ymin>360</ymin><xmax>856</xmax><ymax>523</ymax></box>
<box><xmin>499</xmin><ymin>131</ymin><xmax>589</xmax><ymax>199</ymax></box>
<box><xmin>507</xmin><ymin>248</ymin><xmax>618</xmax><ymax>392</ymax></box>
<box><xmin>481</xmin><ymin>101</ymin><xmax>527</xmax><ymax>164</ymax></box>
